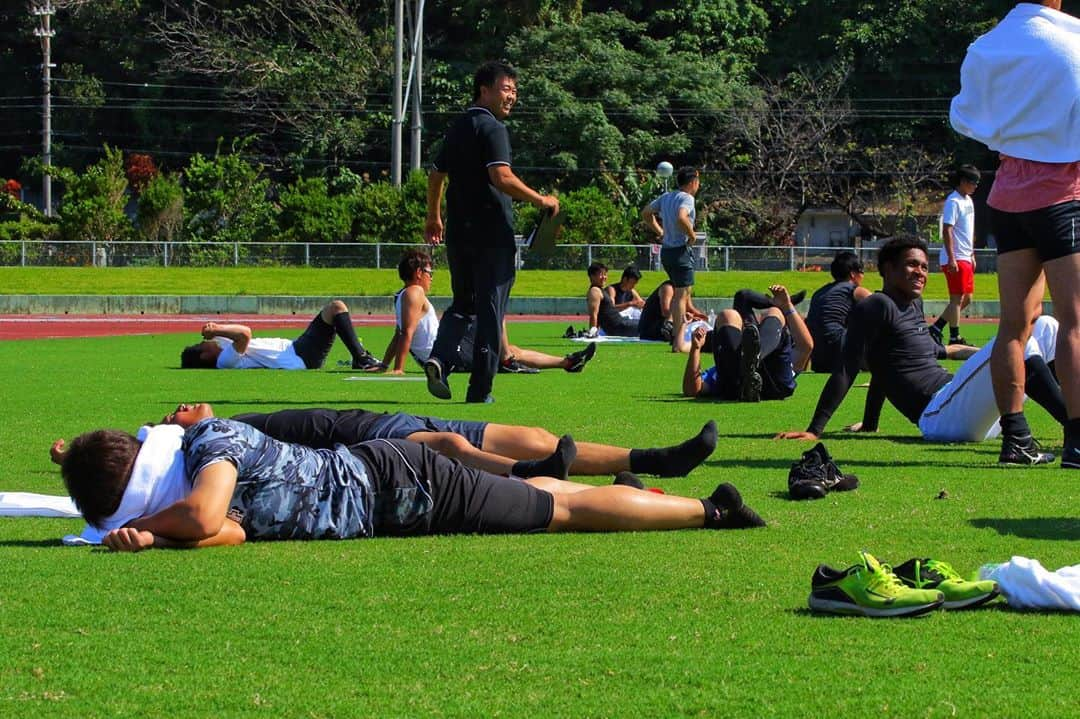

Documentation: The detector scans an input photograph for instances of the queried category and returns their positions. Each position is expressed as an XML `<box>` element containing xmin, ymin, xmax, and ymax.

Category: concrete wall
<box><xmin>0</xmin><ymin>294</ymin><xmax>1049</xmax><ymax>319</ymax></box>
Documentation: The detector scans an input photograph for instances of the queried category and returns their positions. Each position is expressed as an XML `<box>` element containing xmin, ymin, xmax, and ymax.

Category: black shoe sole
<box><xmin>424</xmin><ymin>361</ymin><xmax>451</xmax><ymax>400</ymax></box>
<box><xmin>738</xmin><ymin>325</ymin><xmax>762</xmax><ymax>402</ymax></box>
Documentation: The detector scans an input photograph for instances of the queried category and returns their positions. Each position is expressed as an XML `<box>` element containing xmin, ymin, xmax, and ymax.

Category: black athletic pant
<box><xmin>430</xmin><ymin>239</ymin><xmax>516</xmax><ymax>401</ymax></box>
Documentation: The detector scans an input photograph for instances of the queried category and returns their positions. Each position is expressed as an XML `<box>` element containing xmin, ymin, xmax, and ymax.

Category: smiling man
<box><xmin>777</xmin><ymin>236</ymin><xmax>1066</xmax><ymax>458</ymax></box>
<box><xmin>423</xmin><ymin>61</ymin><xmax>560</xmax><ymax>403</ymax></box>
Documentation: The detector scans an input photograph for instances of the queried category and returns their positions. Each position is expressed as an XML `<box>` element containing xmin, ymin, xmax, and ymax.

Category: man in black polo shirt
<box><xmin>805</xmin><ymin>251</ymin><xmax>872</xmax><ymax>373</ymax></box>
<box><xmin>424</xmin><ymin>61</ymin><xmax>559</xmax><ymax>403</ymax></box>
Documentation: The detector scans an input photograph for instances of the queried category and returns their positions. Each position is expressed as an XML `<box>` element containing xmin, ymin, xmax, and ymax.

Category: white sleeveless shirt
<box><xmin>395</xmin><ymin>288</ymin><xmax>439</xmax><ymax>363</ymax></box>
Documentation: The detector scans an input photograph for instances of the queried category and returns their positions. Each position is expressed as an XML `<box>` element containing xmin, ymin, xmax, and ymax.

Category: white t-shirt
<box><xmin>395</xmin><ymin>289</ymin><xmax>439</xmax><ymax>364</ymax></box>
<box><xmin>940</xmin><ymin>190</ymin><xmax>975</xmax><ymax>264</ymax></box>
<box><xmin>214</xmin><ymin>337</ymin><xmax>306</xmax><ymax>370</ymax></box>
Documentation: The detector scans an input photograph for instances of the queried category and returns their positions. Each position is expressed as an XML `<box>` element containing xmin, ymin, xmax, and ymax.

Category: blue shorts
<box><xmin>660</xmin><ymin>245</ymin><xmax>695</xmax><ymax>287</ymax></box>
<box><xmin>368</xmin><ymin>412</ymin><xmax>488</xmax><ymax>449</ymax></box>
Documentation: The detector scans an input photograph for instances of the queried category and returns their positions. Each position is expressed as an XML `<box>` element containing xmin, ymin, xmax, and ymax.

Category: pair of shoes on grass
<box><xmin>808</xmin><ymin>551</ymin><xmax>1001</xmax><ymax>617</ymax></box>
<box><xmin>788</xmin><ymin>442</ymin><xmax>859</xmax><ymax>500</ymax></box>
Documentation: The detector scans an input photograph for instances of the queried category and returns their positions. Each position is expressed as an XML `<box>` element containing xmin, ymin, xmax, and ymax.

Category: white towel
<box><xmin>950</xmin><ymin>4</ymin><xmax>1080</xmax><ymax>162</ymax></box>
<box><xmin>63</xmin><ymin>424</ymin><xmax>190</xmax><ymax>546</ymax></box>
<box><xmin>0</xmin><ymin>492</ymin><xmax>81</xmax><ymax>518</ymax></box>
<box><xmin>979</xmin><ymin>556</ymin><xmax>1080</xmax><ymax>611</ymax></box>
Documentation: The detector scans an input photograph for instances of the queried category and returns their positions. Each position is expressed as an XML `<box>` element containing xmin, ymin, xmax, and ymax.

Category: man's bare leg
<box><xmin>545</xmin><ymin>482</ymin><xmax>765</xmax><ymax>532</ymax></box>
<box><xmin>991</xmin><ymin>252</ymin><xmax>1045</xmax><ymax>416</ymax></box>
<box><xmin>482</xmin><ymin>421</ymin><xmax>717</xmax><ymax>477</ymax></box>
<box><xmin>1042</xmin><ymin>254</ymin><xmax>1080</xmax><ymax>420</ymax></box>
<box><xmin>670</xmin><ymin>285</ymin><xmax>691</xmax><ymax>352</ymax></box>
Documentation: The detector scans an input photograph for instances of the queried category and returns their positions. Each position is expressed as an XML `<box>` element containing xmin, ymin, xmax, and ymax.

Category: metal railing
<box><xmin>0</xmin><ymin>238</ymin><xmax>999</xmax><ymax>273</ymax></box>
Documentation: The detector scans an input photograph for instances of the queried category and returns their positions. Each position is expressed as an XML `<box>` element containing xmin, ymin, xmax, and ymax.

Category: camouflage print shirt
<box><xmin>183</xmin><ymin>418</ymin><xmax>374</xmax><ymax>541</ymax></box>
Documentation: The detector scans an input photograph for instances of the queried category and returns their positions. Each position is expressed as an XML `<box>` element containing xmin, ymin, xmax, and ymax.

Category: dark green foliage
<box><xmin>181</xmin><ymin>142</ymin><xmax>275</xmax><ymax>245</ymax></box>
<box><xmin>136</xmin><ymin>173</ymin><xmax>184</xmax><ymax>244</ymax></box>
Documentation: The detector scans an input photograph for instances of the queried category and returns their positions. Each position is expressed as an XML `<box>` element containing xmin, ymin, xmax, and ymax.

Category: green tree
<box><xmin>277</xmin><ymin>176</ymin><xmax>353</xmax><ymax>244</ymax></box>
<box><xmin>182</xmin><ymin>141</ymin><xmax>275</xmax><ymax>245</ymax></box>
<box><xmin>136</xmin><ymin>172</ymin><xmax>184</xmax><ymax>244</ymax></box>
<box><xmin>53</xmin><ymin>145</ymin><xmax>131</xmax><ymax>245</ymax></box>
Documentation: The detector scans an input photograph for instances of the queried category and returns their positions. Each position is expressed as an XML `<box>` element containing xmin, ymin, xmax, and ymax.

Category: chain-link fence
<box><xmin>0</xmin><ymin>238</ymin><xmax>998</xmax><ymax>273</ymax></box>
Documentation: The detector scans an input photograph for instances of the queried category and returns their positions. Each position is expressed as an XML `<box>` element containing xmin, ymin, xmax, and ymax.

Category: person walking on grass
<box><xmin>423</xmin><ymin>61</ymin><xmax>559</xmax><ymax>404</ymax></box>
<box><xmin>930</xmin><ymin>165</ymin><xmax>981</xmax><ymax>346</ymax></box>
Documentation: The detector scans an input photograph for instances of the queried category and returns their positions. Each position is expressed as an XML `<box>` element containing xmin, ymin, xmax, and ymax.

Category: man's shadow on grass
<box><xmin>970</xmin><ymin>517</ymin><xmax>1080</xmax><ymax>541</ymax></box>
<box><xmin>0</xmin><ymin>538</ymin><xmax>67</xmax><ymax>548</ymax></box>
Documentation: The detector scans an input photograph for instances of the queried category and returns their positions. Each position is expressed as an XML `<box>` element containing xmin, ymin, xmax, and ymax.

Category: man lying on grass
<box><xmin>180</xmin><ymin>299</ymin><xmax>384</xmax><ymax>371</ymax></box>
<box><xmin>777</xmin><ymin>236</ymin><xmax>1067</xmax><ymax>463</ymax></box>
<box><xmin>53</xmin><ymin>404</ymin><xmax>719</xmax><ymax>481</ymax></box>
<box><xmin>58</xmin><ymin>417</ymin><xmax>765</xmax><ymax>552</ymax></box>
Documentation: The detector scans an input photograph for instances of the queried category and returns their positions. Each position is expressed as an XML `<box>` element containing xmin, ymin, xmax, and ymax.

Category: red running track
<box><xmin>0</xmin><ymin>314</ymin><xmax>583</xmax><ymax>341</ymax></box>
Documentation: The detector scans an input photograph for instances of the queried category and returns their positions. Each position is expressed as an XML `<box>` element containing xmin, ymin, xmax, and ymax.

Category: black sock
<box><xmin>933</xmin><ymin>316</ymin><xmax>948</xmax><ymax>331</ymax></box>
<box><xmin>732</xmin><ymin>290</ymin><xmax>773</xmax><ymax>320</ymax></box>
<box><xmin>512</xmin><ymin>435</ymin><xmax>577</xmax><ymax>480</ymax></box>
<box><xmin>331</xmin><ymin>312</ymin><xmax>367</xmax><ymax>361</ymax></box>
<box><xmin>999</xmin><ymin>412</ymin><xmax>1031</xmax><ymax>439</ymax></box>
<box><xmin>629</xmin><ymin>420</ymin><xmax>717</xmax><ymax>477</ymax></box>
<box><xmin>612</xmin><ymin>471</ymin><xmax>645</xmax><ymax>489</ymax></box>
<box><xmin>700</xmin><ymin>483</ymin><xmax>765</xmax><ymax>529</ymax></box>
<box><xmin>1065</xmin><ymin>418</ymin><xmax>1080</xmax><ymax>448</ymax></box>
<box><xmin>950</xmin><ymin>326</ymin><xmax>960</xmax><ymax>340</ymax></box>
<box><xmin>1024</xmin><ymin>356</ymin><xmax>1068</xmax><ymax>424</ymax></box>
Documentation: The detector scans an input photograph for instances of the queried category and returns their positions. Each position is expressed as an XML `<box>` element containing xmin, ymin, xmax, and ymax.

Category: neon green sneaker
<box><xmin>890</xmin><ymin>558</ymin><xmax>1000</xmax><ymax>610</ymax></box>
<box><xmin>808</xmin><ymin>552</ymin><xmax>944</xmax><ymax>618</ymax></box>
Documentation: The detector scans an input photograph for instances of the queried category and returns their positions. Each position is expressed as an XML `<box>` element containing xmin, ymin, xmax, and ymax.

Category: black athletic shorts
<box><xmin>991</xmin><ymin>200</ymin><xmax>1080</xmax><ymax>261</ymax></box>
<box><xmin>350</xmin><ymin>438</ymin><xmax>554</xmax><ymax>536</ymax></box>
<box><xmin>368</xmin><ymin>412</ymin><xmax>488</xmax><ymax>449</ymax></box>
<box><xmin>291</xmin><ymin>313</ymin><xmax>336</xmax><ymax>369</ymax></box>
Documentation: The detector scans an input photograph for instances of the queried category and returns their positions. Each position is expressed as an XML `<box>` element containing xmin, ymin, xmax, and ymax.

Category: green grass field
<box><xmin>0</xmin><ymin>266</ymin><xmax>1010</xmax><ymax>300</ymax></box>
<box><xmin>1</xmin><ymin>320</ymin><xmax>1076</xmax><ymax>717</ymax></box>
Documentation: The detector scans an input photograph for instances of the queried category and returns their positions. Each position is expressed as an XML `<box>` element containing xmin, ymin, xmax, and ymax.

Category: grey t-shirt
<box><xmin>649</xmin><ymin>190</ymin><xmax>696</xmax><ymax>248</ymax></box>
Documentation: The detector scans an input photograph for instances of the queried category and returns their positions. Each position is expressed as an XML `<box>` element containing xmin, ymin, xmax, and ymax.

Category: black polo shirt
<box><xmin>433</xmin><ymin>106</ymin><xmax>515</xmax><ymax>247</ymax></box>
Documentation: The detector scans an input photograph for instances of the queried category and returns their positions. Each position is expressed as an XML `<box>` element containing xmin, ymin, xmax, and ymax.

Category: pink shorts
<box><xmin>943</xmin><ymin>260</ymin><xmax>974</xmax><ymax>295</ymax></box>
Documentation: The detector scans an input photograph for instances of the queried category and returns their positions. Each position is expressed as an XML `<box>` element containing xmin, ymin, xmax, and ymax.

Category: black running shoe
<box><xmin>949</xmin><ymin>335</ymin><xmax>969</xmax><ymax>346</ymax></box>
<box><xmin>351</xmin><ymin>351</ymin><xmax>385</xmax><ymax>371</ymax></box>
<box><xmin>788</xmin><ymin>443</ymin><xmax>859</xmax><ymax>500</ymax></box>
<box><xmin>423</xmin><ymin>357</ymin><xmax>451</xmax><ymax>400</ymax></box>
<box><xmin>563</xmin><ymin>325</ymin><xmax>577</xmax><ymax>339</ymax></box>
<box><xmin>789</xmin><ymin>289</ymin><xmax>807</xmax><ymax>306</ymax></box>
<box><xmin>998</xmin><ymin>434</ymin><xmax>1055</xmax><ymax>465</ymax></box>
<box><xmin>499</xmin><ymin>357</ymin><xmax>540</xmax><ymax>374</ymax></box>
<box><xmin>564</xmin><ymin>343</ymin><xmax>597</xmax><ymax>373</ymax></box>
<box><xmin>1062</xmin><ymin>443</ymin><xmax>1080</xmax><ymax>469</ymax></box>
<box><xmin>738</xmin><ymin>323</ymin><xmax>762</xmax><ymax>403</ymax></box>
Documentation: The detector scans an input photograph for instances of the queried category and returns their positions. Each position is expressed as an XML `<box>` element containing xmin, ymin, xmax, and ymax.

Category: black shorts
<box><xmin>291</xmin><ymin>313</ymin><xmax>336</xmax><ymax>369</ymax></box>
<box><xmin>991</xmin><ymin>200</ymin><xmax>1080</xmax><ymax>262</ymax></box>
<box><xmin>368</xmin><ymin>412</ymin><xmax>488</xmax><ymax>449</ymax></box>
<box><xmin>351</xmin><ymin>439</ymin><xmax>553</xmax><ymax>536</ymax></box>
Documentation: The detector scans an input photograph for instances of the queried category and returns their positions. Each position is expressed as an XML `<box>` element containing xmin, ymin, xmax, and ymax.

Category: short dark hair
<box><xmin>398</xmin><ymin>248</ymin><xmax>432</xmax><ymax>282</ymax></box>
<box><xmin>180</xmin><ymin>343</ymin><xmax>215</xmax><ymax>369</ymax></box>
<box><xmin>877</xmin><ymin>236</ymin><xmax>929</xmax><ymax>275</ymax></box>
<box><xmin>621</xmin><ymin>265</ymin><xmax>642</xmax><ymax>281</ymax></box>
<box><xmin>950</xmin><ymin>164</ymin><xmax>981</xmax><ymax>186</ymax></box>
<box><xmin>830</xmin><ymin>251</ymin><xmax>864</xmax><ymax>281</ymax></box>
<box><xmin>61</xmin><ymin>429</ymin><xmax>140</xmax><ymax>528</ymax></box>
<box><xmin>473</xmin><ymin>61</ymin><xmax>517</xmax><ymax>101</ymax></box>
<box><xmin>676</xmin><ymin>166</ymin><xmax>699</xmax><ymax>187</ymax></box>
<box><xmin>587</xmin><ymin>262</ymin><xmax>608</xmax><ymax>277</ymax></box>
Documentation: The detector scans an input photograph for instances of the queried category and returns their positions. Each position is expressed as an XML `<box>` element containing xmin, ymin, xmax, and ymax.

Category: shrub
<box><xmin>277</xmin><ymin>176</ymin><xmax>353</xmax><ymax>243</ymax></box>
<box><xmin>56</xmin><ymin>145</ymin><xmax>131</xmax><ymax>245</ymax></box>
<box><xmin>182</xmin><ymin>141</ymin><xmax>276</xmax><ymax>244</ymax></box>
<box><xmin>137</xmin><ymin>173</ymin><xmax>184</xmax><ymax>244</ymax></box>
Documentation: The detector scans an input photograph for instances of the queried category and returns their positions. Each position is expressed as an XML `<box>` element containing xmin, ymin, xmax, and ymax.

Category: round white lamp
<box><xmin>656</xmin><ymin>161</ymin><xmax>674</xmax><ymax>179</ymax></box>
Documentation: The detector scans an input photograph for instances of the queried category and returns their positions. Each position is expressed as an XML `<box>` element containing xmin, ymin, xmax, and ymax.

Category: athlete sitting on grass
<box><xmin>58</xmin><ymin>419</ymin><xmax>765</xmax><ymax>552</ymax></box>
<box><xmin>384</xmin><ymin>249</ymin><xmax>595</xmax><ymax>375</ymax></box>
<box><xmin>777</xmin><ymin>236</ymin><xmax>1067</xmax><ymax>460</ymax></box>
<box><xmin>179</xmin><ymin>299</ymin><xmax>383</xmax><ymax>371</ymax></box>
<box><xmin>53</xmin><ymin>404</ymin><xmax>719</xmax><ymax>481</ymax></box>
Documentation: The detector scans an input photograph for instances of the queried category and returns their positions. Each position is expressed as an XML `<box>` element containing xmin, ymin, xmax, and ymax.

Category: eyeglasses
<box><xmin>421</xmin><ymin>267</ymin><xmax>434</xmax><ymax>276</ymax></box>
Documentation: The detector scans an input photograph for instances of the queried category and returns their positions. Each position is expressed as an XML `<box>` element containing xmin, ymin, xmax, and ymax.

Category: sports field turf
<box><xmin>1</xmin><ymin>320</ymin><xmax>1076</xmax><ymax>717</ymax></box>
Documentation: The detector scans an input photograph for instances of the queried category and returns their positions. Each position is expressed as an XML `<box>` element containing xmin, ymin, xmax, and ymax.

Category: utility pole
<box><xmin>32</xmin><ymin>1</ymin><xmax>56</xmax><ymax>217</ymax></box>
<box><xmin>408</xmin><ymin>0</ymin><xmax>424</xmax><ymax>172</ymax></box>
<box><xmin>391</xmin><ymin>0</ymin><xmax>403</xmax><ymax>186</ymax></box>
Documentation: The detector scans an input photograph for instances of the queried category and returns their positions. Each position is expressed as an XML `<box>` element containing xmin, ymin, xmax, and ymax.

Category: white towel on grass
<box><xmin>950</xmin><ymin>4</ymin><xmax>1080</xmax><ymax>162</ymax></box>
<box><xmin>62</xmin><ymin>424</ymin><xmax>190</xmax><ymax>546</ymax></box>
<box><xmin>979</xmin><ymin>557</ymin><xmax>1080</xmax><ymax>611</ymax></box>
<box><xmin>0</xmin><ymin>492</ymin><xmax>81</xmax><ymax>518</ymax></box>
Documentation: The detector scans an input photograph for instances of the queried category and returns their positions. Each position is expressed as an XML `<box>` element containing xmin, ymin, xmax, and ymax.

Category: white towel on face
<box><xmin>950</xmin><ymin>4</ymin><xmax>1080</xmax><ymax>162</ymax></box>
<box><xmin>979</xmin><ymin>557</ymin><xmax>1080</xmax><ymax>611</ymax></box>
<box><xmin>0</xmin><ymin>492</ymin><xmax>81</xmax><ymax>518</ymax></box>
<box><xmin>65</xmin><ymin>424</ymin><xmax>190</xmax><ymax>546</ymax></box>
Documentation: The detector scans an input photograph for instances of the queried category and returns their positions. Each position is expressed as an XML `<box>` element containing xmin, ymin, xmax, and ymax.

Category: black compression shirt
<box><xmin>806</xmin><ymin>291</ymin><xmax>951</xmax><ymax>435</ymax></box>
